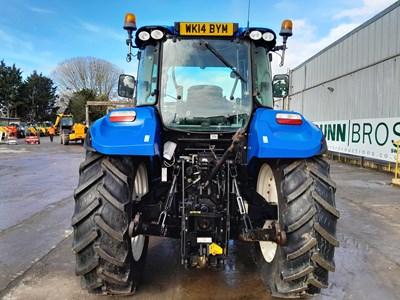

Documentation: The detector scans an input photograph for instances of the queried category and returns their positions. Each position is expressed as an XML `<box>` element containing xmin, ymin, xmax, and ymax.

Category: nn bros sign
<box><xmin>314</xmin><ymin>118</ymin><xmax>400</xmax><ymax>163</ymax></box>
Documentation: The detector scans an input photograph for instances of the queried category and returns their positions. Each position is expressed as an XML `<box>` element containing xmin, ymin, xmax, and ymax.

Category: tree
<box><xmin>0</xmin><ymin>60</ymin><xmax>22</xmax><ymax>117</ymax></box>
<box><xmin>67</xmin><ymin>89</ymin><xmax>107</xmax><ymax>123</ymax></box>
<box><xmin>17</xmin><ymin>71</ymin><xmax>58</xmax><ymax>122</ymax></box>
<box><xmin>51</xmin><ymin>57</ymin><xmax>122</xmax><ymax>99</ymax></box>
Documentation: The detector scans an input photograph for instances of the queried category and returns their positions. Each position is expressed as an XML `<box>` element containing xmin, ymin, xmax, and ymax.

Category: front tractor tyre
<box><xmin>60</xmin><ymin>134</ymin><xmax>69</xmax><ymax>145</ymax></box>
<box><xmin>255</xmin><ymin>157</ymin><xmax>339</xmax><ymax>297</ymax></box>
<box><xmin>72</xmin><ymin>151</ymin><xmax>149</xmax><ymax>295</ymax></box>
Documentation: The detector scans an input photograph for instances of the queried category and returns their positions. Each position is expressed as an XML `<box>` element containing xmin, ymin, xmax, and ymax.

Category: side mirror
<box><xmin>118</xmin><ymin>74</ymin><xmax>136</xmax><ymax>98</ymax></box>
<box><xmin>272</xmin><ymin>74</ymin><xmax>289</xmax><ymax>98</ymax></box>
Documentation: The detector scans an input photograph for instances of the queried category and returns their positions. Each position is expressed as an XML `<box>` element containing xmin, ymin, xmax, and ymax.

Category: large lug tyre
<box><xmin>254</xmin><ymin>156</ymin><xmax>339</xmax><ymax>297</ymax></box>
<box><xmin>72</xmin><ymin>151</ymin><xmax>149</xmax><ymax>295</ymax></box>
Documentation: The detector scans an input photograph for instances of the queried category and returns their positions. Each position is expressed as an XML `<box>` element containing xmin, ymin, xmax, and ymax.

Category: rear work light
<box><xmin>138</xmin><ymin>31</ymin><xmax>150</xmax><ymax>41</ymax></box>
<box><xmin>109</xmin><ymin>110</ymin><xmax>137</xmax><ymax>122</ymax></box>
<box><xmin>249</xmin><ymin>30</ymin><xmax>262</xmax><ymax>40</ymax></box>
<box><xmin>276</xmin><ymin>113</ymin><xmax>302</xmax><ymax>125</ymax></box>
<box><xmin>151</xmin><ymin>29</ymin><xmax>164</xmax><ymax>39</ymax></box>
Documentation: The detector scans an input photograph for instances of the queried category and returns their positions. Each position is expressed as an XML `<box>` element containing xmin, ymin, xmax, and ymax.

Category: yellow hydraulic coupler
<box><xmin>209</xmin><ymin>243</ymin><xmax>223</xmax><ymax>256</ymax></box>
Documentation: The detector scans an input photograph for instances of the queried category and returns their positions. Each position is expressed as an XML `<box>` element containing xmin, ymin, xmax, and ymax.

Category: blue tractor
<box><xmin>72</xmin><ymin>13</ymin><xmax>339</xmax><ymax>298</ymax></box>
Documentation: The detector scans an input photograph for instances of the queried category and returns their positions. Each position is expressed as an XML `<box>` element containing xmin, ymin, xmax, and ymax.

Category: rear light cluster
<box><xmin>276</xmin><ymin>113</ymin><xmax>302</xmax><ymax>125</ymax></box>
<box><xmin>109</xmin><ymin>110</ymin><xmax>137</xmax><ymax>122</ymax></box>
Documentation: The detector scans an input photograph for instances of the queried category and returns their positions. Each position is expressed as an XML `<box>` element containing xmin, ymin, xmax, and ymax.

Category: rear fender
<box><xmin>247</xmin><ymin>109</ymin><xmax>325</xmax><ymax>161</ymax></box>
<box><xmin>86</xmin><ymin>107</ymin><xmax>161</xmax><ymax>156</ymax></box>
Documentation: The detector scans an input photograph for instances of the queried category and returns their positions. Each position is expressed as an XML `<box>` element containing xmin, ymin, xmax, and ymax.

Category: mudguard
<box><xmin>87</xmin><ymin>107</ymin><xmax>161</xmax><ymax>156</ymax></box>
<box><xmin>247</xmin><ymin>108</ymin><xmax>324</xmax><ymax>161</ymax></box>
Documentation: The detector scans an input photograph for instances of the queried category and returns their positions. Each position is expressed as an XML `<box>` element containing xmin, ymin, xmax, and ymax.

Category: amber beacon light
<box><xmin>279</xmin><ymin>19</ymin><xmax>293</xmax><ymax>37</ymax></box>
<box><xmin>124</xmin><ymin>13</ymin><xmax>137</xmax><ymax>62</ymax></box>
<box><xmin>124</xmin><ymin>13</ymin><xmax>137</xmax><ymax>31</ymax></box>
<box><xmin>276</xmin><ymin>19</ymin><xmax>293</xmax><ymax>66</ymax></box>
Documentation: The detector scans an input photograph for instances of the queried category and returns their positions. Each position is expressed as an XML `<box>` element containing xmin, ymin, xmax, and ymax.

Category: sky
<box><xmin>0</xmin><ymin>0</ymin><xmax>398</xmax><ymax>80</ymax></box>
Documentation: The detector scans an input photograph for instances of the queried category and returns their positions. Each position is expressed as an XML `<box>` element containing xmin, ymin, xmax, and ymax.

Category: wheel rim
<box><xmin>256</xmin><ymin>164</ymin><xmax>279</xmax><ymax>263</ymax></box>
<box><xmin>131</xmin><ymin>235</ymin><xmax>145</xmax><ymax>261</ymax></box>
<box><xmin>131</xmin><ymin>163</ymin><xmax>148</xmax><ymax>261</ymax></box>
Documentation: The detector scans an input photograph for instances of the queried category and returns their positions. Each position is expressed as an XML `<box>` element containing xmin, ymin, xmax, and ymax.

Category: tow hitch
<box><xmin>239</xmin><ymin>223</ymin><xmax>287</xmax><ymax>246</ymax></box>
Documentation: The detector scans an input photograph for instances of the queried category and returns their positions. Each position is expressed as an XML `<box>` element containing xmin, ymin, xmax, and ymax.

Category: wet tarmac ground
<box><xmin>0</xmin><ymin>137</ymin><xmax>400</xmax><ymax>300</ymax></box>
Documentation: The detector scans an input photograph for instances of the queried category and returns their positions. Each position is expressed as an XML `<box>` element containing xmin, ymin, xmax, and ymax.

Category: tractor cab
<box><xmin>119</xmin><ymin>17</ymin><xmax>292</xmax><ymax>134</ymax></box>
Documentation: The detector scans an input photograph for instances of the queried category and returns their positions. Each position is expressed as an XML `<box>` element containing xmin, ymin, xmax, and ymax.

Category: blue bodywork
<box><xmin>247</xmin><ymin>109</ymin><xmax>323</xmax><ymax>161</ymax></box>
<box><xmin>89</xmin><ymin>107</ymin><xmax>323</xmax><ymax>159</ymax></box>
<box><xmin>88</xmin><ymin>107</ymin><xmax>161</xmax><ymax>156</ymax></box>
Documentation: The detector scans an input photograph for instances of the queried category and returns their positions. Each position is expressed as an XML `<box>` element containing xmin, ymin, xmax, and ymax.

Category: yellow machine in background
<box><xmin>69</xmin><ymin>122</ymin><xmax>87</xmax><ymax>144</ymax></box>
<box><xmin>0</xmin><ymin>126</ymin><xmax>9</xmax><ymax>143</ymax></box>
<box><xmin>39</xmin><ymin>121</ymin><xmax>53</xmax><ymax>135</ymax></box>
<box><xmin>1</xmin><ymin>126</ymin><xmax>18</xmax><ymax>144</ymax></box>
<box><xmin>28</xmin><ymin>126</ymin><xmax>36</xmax><ymax>136</ymax></box>
<box><xmin>27</xmin><ymin>123</ymin><xmax>46</xmax><ymax>136</ymax></box>
<box><xmin>54</xmin><ymin>113</ymin><xmax>87</xmax><ymax>145</ymax></box>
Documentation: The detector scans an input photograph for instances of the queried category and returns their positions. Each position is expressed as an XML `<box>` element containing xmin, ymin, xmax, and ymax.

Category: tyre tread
<box><xmin>74</xmin><ymin>170</ymin><xmax>103</xmax><ymax>196</ymax></box>
<box><xmin>94</xmin><ymin>244</ymin><xmax>127</xmax><ymax>267</ymax></box>
<box><xmin>72</xmin><ymin>230</ymin><xmax>98</xmax><ymax>253</ymax></box>
<box><xmin>98</xmin><ymin>267</ymin><xmax>130</xmax><ymax>284</ymax></box>
<box><xmin>309</xmin><ymin>165</ymin><xmax>336</xmax><ymax>190</ymax></box>
<box><xmin>71</xmin><ymin>198</ymin><xmax>100</xmax><ymax>226</ymax></box>
<box><xmin>75</xmin><ymin>256</ymin><xmax>98</xmax><ymax>276</ymax></box>
<box><xmin>287</xmin><ymin>237</ymin><xmax>317</xmax><ymax>260</ymax></box>
<box><xmin>312</xmin><ymin>191</ymin><xmax>340</xmax><ymax>218</ymax></box>
<box><xmin>286</xmin><ymin>205</ymin><xmax>316</xmax><ymax>233</ymax></box>
<box><xmin>102</xmin><ymin>159</ymin><xmax>128</xmax><ymax>184</ymax></box>
<box><xmin>283</xmin><ymin>265</ymin><xmax>314</xmax><ymax>281</ymax></box>
<box><xmin>73</xmin><ymin>153</ymin><xmax>148</xmax><ymax>295</ymax></box>
<box><xmin>314</xmin><ymin>222</ymin><xmax>339</xmax><ymax>247</ymax></box>
<box><xmin>308</xmin><ymin>274</ymin><xmax>329</xmax><ymax>289</ymax></box>
<box><xmin>258</xmin><ymin>157</ymin><xmax>338</xmax><ymax>297</ymax></box>
<box><xmin>287</xmin><ymin>178</ymin><xmax>313</xmax><ymax>202</ymax></box>
<box><xmin>97</xmin><ymin>185</ymin><xmax>126</xmax><ymax>211</ymax></box>
<box><xmin>94</xmin><ymin>215</ymin><xmax>125</xmax><ymax>242</ymax></box>
<box><xmin>311</xmin><ymin>253</ymin><xmax>336</xmax><ymax>272</ymax></box>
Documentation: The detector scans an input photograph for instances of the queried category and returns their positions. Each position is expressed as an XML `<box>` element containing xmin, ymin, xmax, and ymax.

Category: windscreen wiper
<box><xmin>204</xmin><ymin>42</ymin><xmax>247</xmax><ymax>83</ymax></box>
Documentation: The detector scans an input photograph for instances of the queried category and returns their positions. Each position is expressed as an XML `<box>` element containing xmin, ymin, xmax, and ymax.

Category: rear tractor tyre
<box><xmin>72</xmin><ymin>151</ymin><xmax>149</xmax><ymax>295</ymax></box>
<box><xmin>254</xmin><ymin>157</ymin><xmax>339</xmax><ymax>297</ymax></box>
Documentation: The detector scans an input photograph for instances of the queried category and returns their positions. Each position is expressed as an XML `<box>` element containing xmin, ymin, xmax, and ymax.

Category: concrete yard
<box><xmin>0</xmin><ymin>137</ymin><xmax>399</xmax><ymax>300</ymax></box>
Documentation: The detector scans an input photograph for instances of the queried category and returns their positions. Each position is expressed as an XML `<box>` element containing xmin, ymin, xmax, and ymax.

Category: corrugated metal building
<box><xmin>289</xmin><ymin>1</ymin><xmax>400</xmax><ymax>121</ymax></box>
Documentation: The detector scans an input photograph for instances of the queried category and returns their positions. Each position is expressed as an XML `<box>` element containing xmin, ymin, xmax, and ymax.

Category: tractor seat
<box><xmin>186</xmin><ymin>85</ymin><xmax>229</xmax><ymax>117</ymax></box>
